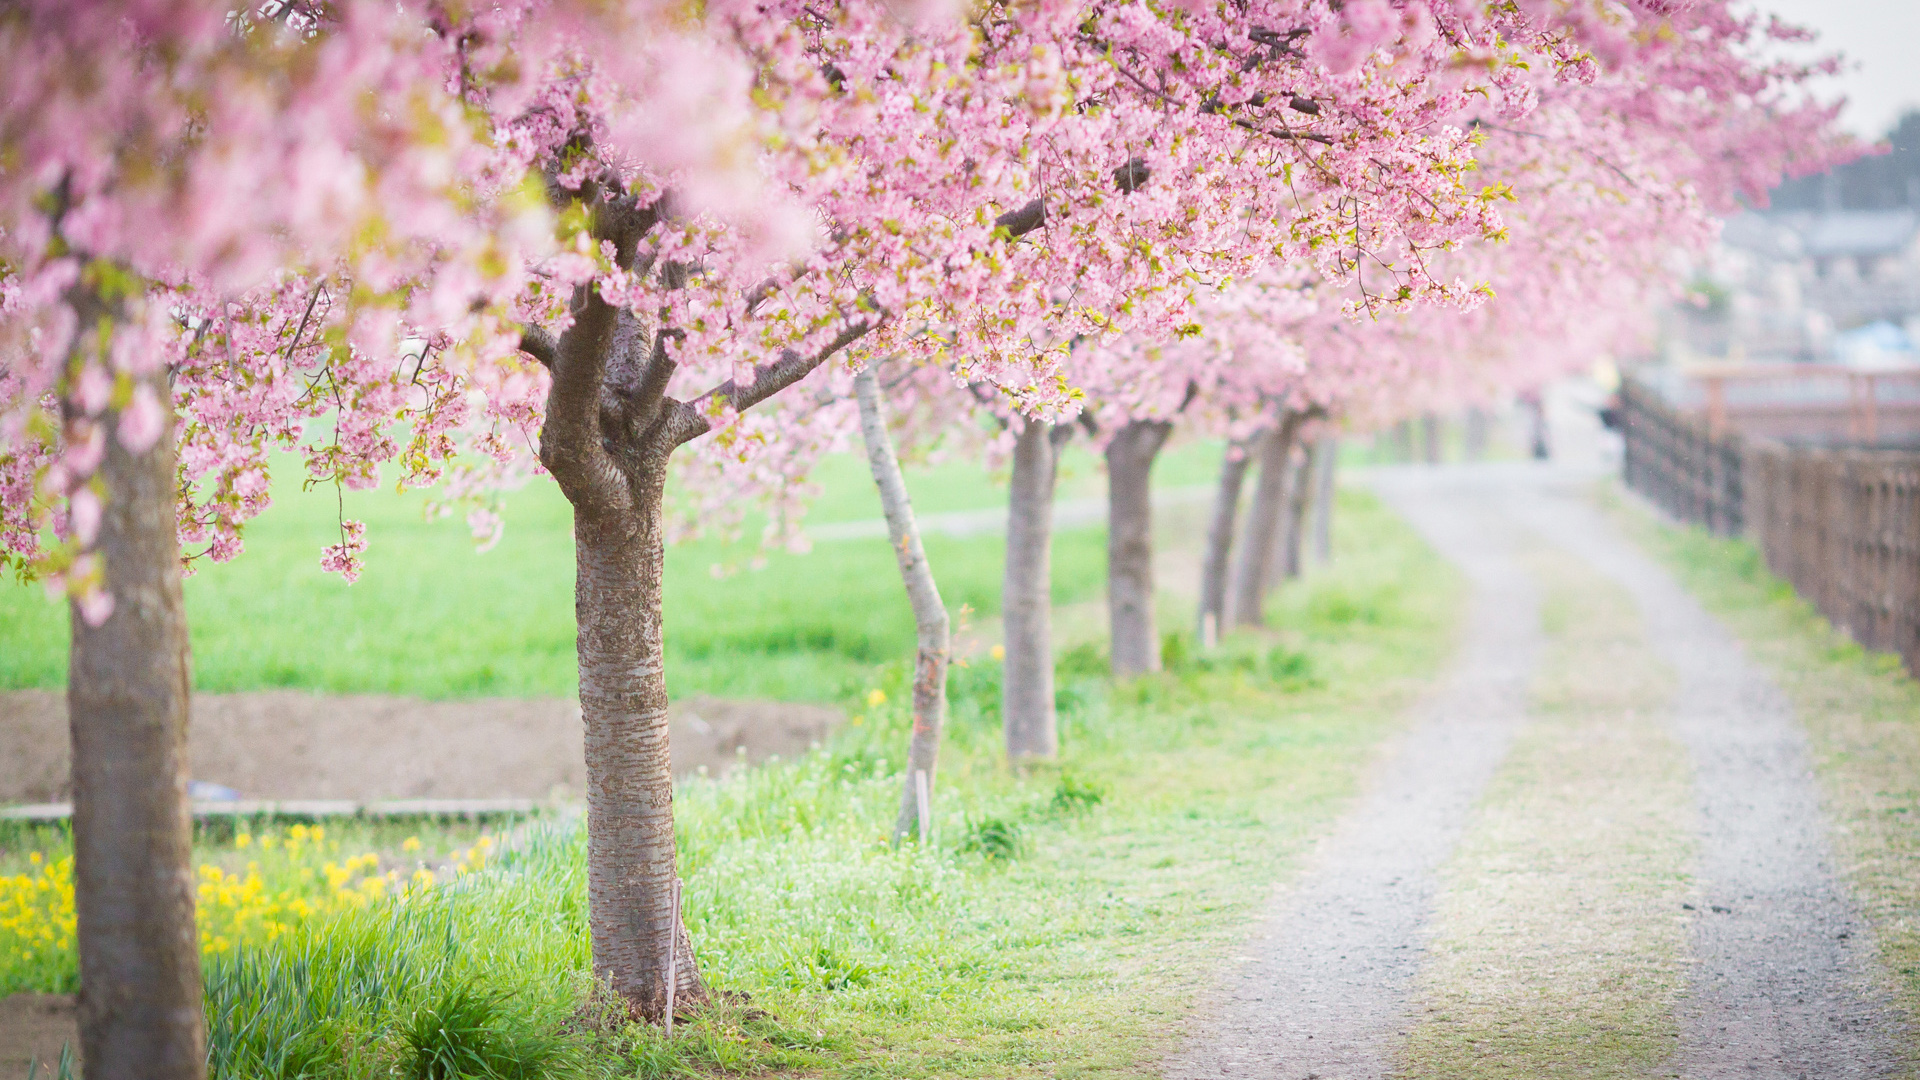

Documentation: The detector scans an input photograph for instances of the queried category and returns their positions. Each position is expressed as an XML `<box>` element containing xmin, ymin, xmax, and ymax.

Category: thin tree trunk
<box><xmin>1229</xmin><ymin>410</ymin><xmax>1305</xmax><ymax>627</ymax></box>
<box><xmin>1464</xmin><ymin>408</ymin><xmax>1488</xmax><ymax>461</ymax></box>
<box><xmin>1420</xmin><ymin>411</ymin><xmax>1442</xmax><ymax>464</ymax></box>
<box><xmin>1280</xmin><ymin>443</ymin><xmax>1313</xmax><ymax>580</ymax></box>
<box><xmin>854</xmin><ymin>369</ymin><xmax>950</xmax><ymax>843</ymax></box>
<box><xmin>1524</xmin><ymin>391</ymin><xmax>1552</xmax><ymax>459</ymax></box>
<box><xmin>1309</xmin><ymin>437</ymin><xmax>1337</xmax><ymax>565</ymax></box>
<box><xmin>1003</xmin><ymin>419</ymin><xmax>1064</xmax><ymax>762</ymax></box>
<box><xmin>69</xmin><ymin>369</ymin><xmax>205</xmax><ymax>1080</ymax></box>
<box><xmin>1197</xmin><ymin>431</ymin><xmax>1260</xmax><ymax>646</ymax></box>
<box><xmin>1105</xmin><ymin>419</ymin><xmax>1172</xmax><ymax>676</ymax></box>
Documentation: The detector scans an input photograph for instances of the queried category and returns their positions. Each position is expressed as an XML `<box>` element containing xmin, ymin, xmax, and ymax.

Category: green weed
<box><xmin>956</xmin><ymin>816</ymin><xmax>1024</xmax><ymax>861</ymax></box>
<box><xmin>1050</xmin><ymin>772</ymin><xmax>1109</xmax><ymax>813</ymax></box>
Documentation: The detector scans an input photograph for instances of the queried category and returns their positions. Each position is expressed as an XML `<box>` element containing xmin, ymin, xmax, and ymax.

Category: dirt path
<box><xmin>1166</xmin><ymin>462</ymin><xmax>1907</xmax><ymax>1078</ymax></box>
<box><xmin>1163</xmin><ymin>469</ymin><xmax>1544</xmax><ymax>1078</ymax></box>
<box><xmin>1505</xmin><ymin>474</ymin><xmax>1905</xmax><ymax>1077</ymax></box>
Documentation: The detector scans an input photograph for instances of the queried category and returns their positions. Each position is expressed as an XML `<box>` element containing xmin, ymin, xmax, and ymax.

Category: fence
<box><xmin>1621</xmin><ymin>373</ymin><xmax>1920</xmax><ymax>676</ymax></box>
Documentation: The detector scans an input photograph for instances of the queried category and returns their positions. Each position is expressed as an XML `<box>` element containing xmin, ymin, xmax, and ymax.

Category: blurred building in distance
<box><xmin>1663</xmin><ymin>111</ymin><xmax>1920</xmax><ymax>366</ymax></box>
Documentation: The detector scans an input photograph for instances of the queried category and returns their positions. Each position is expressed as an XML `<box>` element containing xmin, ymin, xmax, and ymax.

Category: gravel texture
<box><xmin>1164</xmin><ymin>461</ymin><xmax>1906</xmax><ymax>1079</ymax></box>
<box><xmin>1162</xmin><ymin>467</ymin><xmax>1542</xmax><ymax>1080</ymax></box>
<box><xmin>1506</xmin><ymin>472</ymin><xmax>1906</xmax><ymax>1078</ymax></box>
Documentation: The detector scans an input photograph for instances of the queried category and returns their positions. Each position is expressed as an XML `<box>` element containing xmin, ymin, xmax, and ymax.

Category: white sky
<box><xmin>1748</xmin><ymin>0</ymin><xmax>1920</xmax><ymax>139</ymax></box>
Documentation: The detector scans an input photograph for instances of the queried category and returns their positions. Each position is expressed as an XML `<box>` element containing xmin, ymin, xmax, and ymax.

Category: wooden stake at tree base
<box><xmin>915</xmin><ymin>769</ymin><xmax>932</xmax><ymax>845</ymax></box>
<box><xmin>665</xmin><ymin>876</ymin><xmax>681</xmax><ymax>1035</ymax></box>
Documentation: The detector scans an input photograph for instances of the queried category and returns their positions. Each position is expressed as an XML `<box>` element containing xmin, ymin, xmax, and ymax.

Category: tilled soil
<box><xmin>0</xmin><ymin>994</ymin><xmax>72</xmax><ymax>1079</ymax></box>
<box><xmin>1</xmin><ymin>691</ymin><xmax>840</xmax><ymax>805</ymax></box>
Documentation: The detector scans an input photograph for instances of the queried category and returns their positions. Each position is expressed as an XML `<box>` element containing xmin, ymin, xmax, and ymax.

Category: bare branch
<box><xmin>996</xmin><ymin>198</ymin><xmax>1047</xmax><ymax>238</ymax></box>
<box><xmin>519</xmin><ymin>326</ymin><xmax>558</xmax><ymax>368</ymax></box>
<box><xmin>665</xmin><ymin>319</ymin><xmax>875</xmax><ymax>447</ymax></box>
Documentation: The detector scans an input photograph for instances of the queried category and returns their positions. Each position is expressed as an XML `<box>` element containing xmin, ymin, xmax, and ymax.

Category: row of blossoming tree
<box><xmin>0</xmin><ymin>0</ymin><xmax>1848</xmax><ymax>1074</ymax></box>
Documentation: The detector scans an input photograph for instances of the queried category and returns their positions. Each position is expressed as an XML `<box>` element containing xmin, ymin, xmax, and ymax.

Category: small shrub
<box><xmin>1265</xmin><ymin>647</ymin><xmax>1317</xmax><ymax>686</ymax></box>
<box><xmin>1051</xmin><ymin>772</ymin><xmax>1108</xmax><ymax>813</ymax></box>
<box><xmin>1054</xmin><ymin>681</ymin><xmax>1093</xmax><ymax>718</ymax></box>
<box><xmin>957</xmin><ymin>816</ymin><xmax>1024</xmax><ymax>861</ymax></box>
<box><xmin>1159</xmin><ymin>631</ymin><xmax>1195</xmax><ymax>673</ymax></box>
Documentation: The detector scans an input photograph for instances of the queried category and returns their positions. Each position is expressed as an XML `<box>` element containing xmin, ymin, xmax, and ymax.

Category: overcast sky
<box><xmin>1750</xmin><ymin>0</ymin><xmax>1920</xmax><ymax>139</ymax></box>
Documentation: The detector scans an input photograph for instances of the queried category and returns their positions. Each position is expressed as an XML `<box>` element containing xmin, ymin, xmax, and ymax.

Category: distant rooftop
<box><xmin>1723</xmin><ymin>209</ymin><xmax>1920</xmax><ymax>260</ymax></box>
<box><xmin>1799</xmin><ymin>210</ymin><xmax>1919</xmax><ymax>258</ymax></box>
<box><xmin>1765</xmin><ymin>111</ymin><xmax>1920</xmax><ymax>214</ymax></box>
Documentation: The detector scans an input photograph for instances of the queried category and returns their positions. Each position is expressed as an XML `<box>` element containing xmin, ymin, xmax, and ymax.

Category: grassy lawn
<box><xmin>1</xmin><ymin>486</ymin><xmax>1463</xmax><ymax>1080</ymax></box>
<box><xmin>0</xmin><ymin>442</ymin><xmax>1220</xmax><ymax>703</ymax></box>
<box><xmin>1604</xmin><ymin>484</ymin><xmax>1920</xmax><ymax>1047</ymax></box>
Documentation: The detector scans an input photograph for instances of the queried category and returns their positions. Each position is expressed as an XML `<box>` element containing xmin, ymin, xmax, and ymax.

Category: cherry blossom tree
<box><xmin>0</xmin><ymin>0</ymin><xmax>1858</xmax><ymax>1047</ymax></box>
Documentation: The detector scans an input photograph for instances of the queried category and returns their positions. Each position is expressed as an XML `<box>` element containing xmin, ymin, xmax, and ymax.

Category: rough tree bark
<box><xmin>1228</xmin><ymin>409</ymin><xmax>1306</xmax><ymax>627</ymax></box>
<box><xmin>1105</xmin><ymin>419</ymin><xmax>1172</xmax><ymax>676</ymax></box>
<box><xmin>525</xmin><ymin>183</ymin><xmax>870</xmax><ymax>1022</ymax></box>
<box><xmin>1309</xmin><ymin>437</ymin><xmax>1337</xmax><ymax>565</ymax></box>
<box><xmin>853</xmin><ymin>368</ymin><xmax>950</xmax><ymax>843</ymax></box>
<box><xmin>1197</xmin><ymin>430</ymin><xmax>1262</xmax><ymax>646</ymax></box>
<box><xmin>69</xmin><ymin>365</ymin><xmax>205</xmax><ymax>1080</ymax></box>
<box><xmin>1002</xmin><ymin>419</ymin><xmax>1068</xmax><ymax>762</ymax></box>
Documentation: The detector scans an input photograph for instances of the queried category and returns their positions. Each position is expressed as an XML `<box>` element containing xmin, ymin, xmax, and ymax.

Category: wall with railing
<box><xmin>1621</xmin><ymin>371</ymin><xmax>1920</xmax><ymax>676</ymax></box>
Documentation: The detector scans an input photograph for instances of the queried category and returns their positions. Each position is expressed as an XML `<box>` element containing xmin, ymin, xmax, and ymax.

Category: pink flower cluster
<box><xmin>0</xmin><ymin>0</ymin><xmax>1859</xmax><ymax>596</ymax></box>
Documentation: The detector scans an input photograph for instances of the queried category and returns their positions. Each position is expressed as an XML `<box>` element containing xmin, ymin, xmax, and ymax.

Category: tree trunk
<box><xmin>1228</xmin><ymin>410</ymin><xmax>1305</xmax><ymax>627</ymax></box>
<box><xmin>1524</xmin><ymin>391</ymin><xmax>1552</xmax><ymax>459</ymax></box>
<box><xmin>854</xmin><ymin>368</ymin><xmax>950</xmax><ymax>843</ymax></box>
<box><xmin>1420</xmin><ymin>411</ymin><xmax>1442</xmax><ymax>464</ymax></box>
<box><xmin>1003</xmin><ymin>419</ymin><xmax>1064</xmax><ymax>762</ymax></box>
<box><xmin>1464</xmin><ymin>408</ymin><xmax>1489</xmax><ymax>461</ymax></box>
<box><xmin>1309</xmin><ymin>437</ymin><xmax>1337</xmax><ymax>565</ymax></box>
<box><xmin>1105</xmin><ymin>419</ymin><xmax>1172</xmax><ymax>676</ymax></box>
<box><xmin>538</xmin><ymin>294</ymin><xmax>706</xmax><ymax>1024</ymax></box>
<box><xmin>1279</xmin><ymin>442</ymin><xmax>1313</xmax><ymax>580</ymax></box>
<box><xmin>571</xmin><ymin>453</ymin><xmax>705</xmax><ymax>1019</ymax></box>
<box><xmin>1197</xmin><ymin>432</ymin><xmax>1259</xmax><ymax>647</ymax></box>
<box><xmin>524</xmin><ymin>187</ymin><xmax>874</xmax><ymax>1023</ymax></box>
<box><xmin>69</xmin><ymin>371</ymin><xmax>205</xmax><ymax>1080</ymax></box>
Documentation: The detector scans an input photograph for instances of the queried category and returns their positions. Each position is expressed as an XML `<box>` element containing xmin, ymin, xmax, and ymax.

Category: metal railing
<box><xmin>1621</xmin><ymin>373</ymin><xmax>1920</xmax><ymax>675</ymax></box>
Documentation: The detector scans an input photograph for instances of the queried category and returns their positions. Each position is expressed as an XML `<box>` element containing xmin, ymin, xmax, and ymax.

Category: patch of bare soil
<box><xmin>0</xmin><ymin>994</ymin><xmax>74</xmax><ymax>1077</ymax></box>
<box><xmin>0</xmin><ymin>692</ymin><xmax>840</xmax><ymax>805</ymax></box>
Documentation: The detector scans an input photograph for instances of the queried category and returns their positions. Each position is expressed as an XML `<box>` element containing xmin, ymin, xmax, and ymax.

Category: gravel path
<box><xmin>1163</xmin><ymin>469</ymin><xmax>1543</xmax><ymax>1079</ymax></box>
<box><xmin>1503</xmin><ymin>473</ymin><xmax>1905</xmax><ymax>1078</ymax></box>
<box><xmin>1164</xmin><ymin>462</ymin><xmax>1905</xmax><ymax>1078</ymax></box>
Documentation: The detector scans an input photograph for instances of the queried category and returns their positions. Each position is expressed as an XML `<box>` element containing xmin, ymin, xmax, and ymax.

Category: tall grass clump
<box><xmin>202</xmin><ymin>823</ymin><xmax>591</xmax><ymax>1079</ymax></box>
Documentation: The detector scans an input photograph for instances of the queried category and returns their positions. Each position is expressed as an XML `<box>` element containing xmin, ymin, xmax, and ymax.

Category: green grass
<box><xmin>2</xmin><ymin>487</ymin><xmax>1463</xmax><ymax>1079</ymax></box>
<box><xmin>1603</xmin><ymin>484</ymin><xmax>1920</xmax><ymax>1069</ymax></box>
<box><xmin>0</xmin><ymin>440</ymin><xmax>1230</xmax><ymax>703</ymax></box>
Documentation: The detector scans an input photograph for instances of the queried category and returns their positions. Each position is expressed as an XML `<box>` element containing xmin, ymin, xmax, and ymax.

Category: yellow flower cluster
<box><xmin>1</xmin><ymin>823</ymin><xmax>478</xmax><ymax>987</ymax></box>
<box><xmin>195</xmin><ymin>851</ymin><xmax>393</xmax><ymax>955</ymax></box>
<box><xmin>0</xmin><ymin>853</ymin><xmax>76</xmax><ymax>977</ymax></box>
